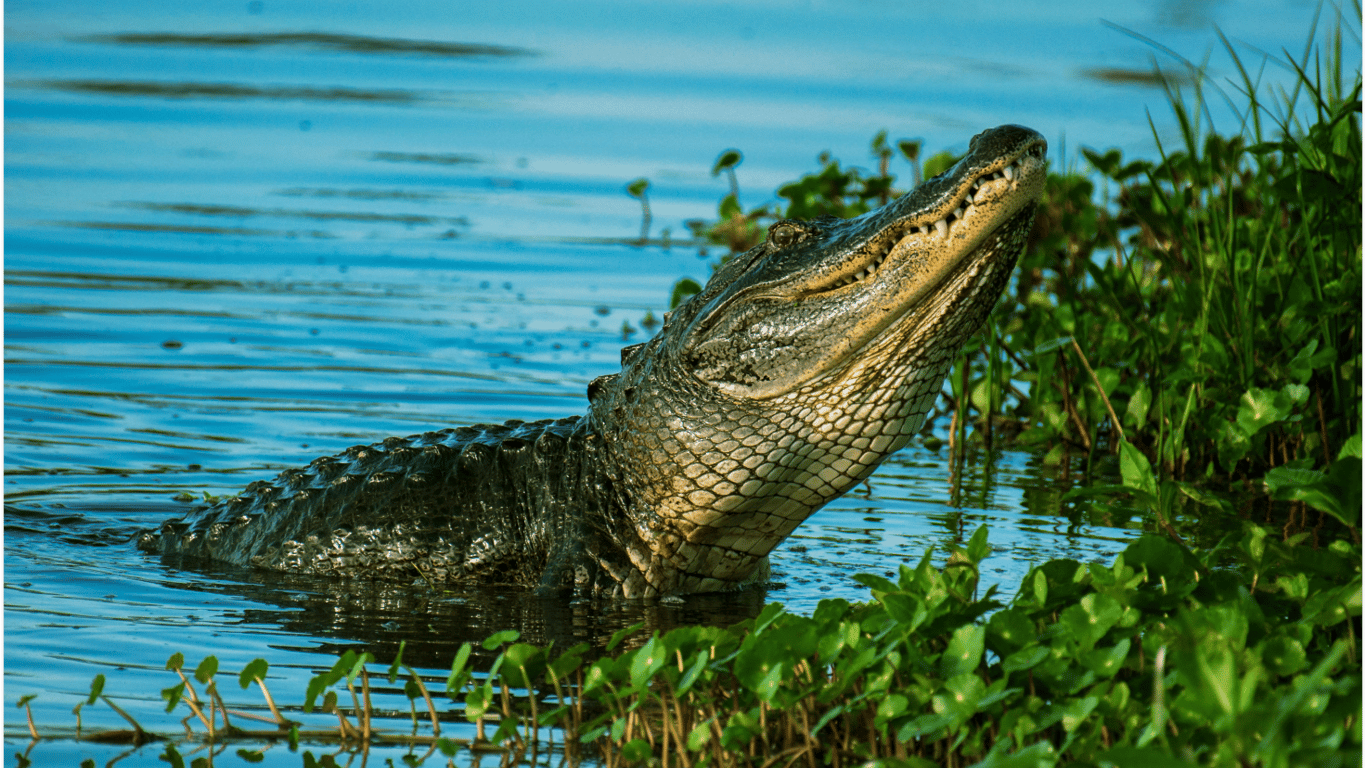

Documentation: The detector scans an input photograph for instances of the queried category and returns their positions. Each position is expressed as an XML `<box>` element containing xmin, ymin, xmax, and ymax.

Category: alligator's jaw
<box><xmin>591</xmin><ymin>125</ymin><xmax>1046</xmax><ymax>597</ymax></box>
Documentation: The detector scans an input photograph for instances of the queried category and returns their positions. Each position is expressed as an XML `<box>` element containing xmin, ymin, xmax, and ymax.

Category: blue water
<box><xmin>5</xmin><ymin>0</ymin><xmax>1354</xmax><ymax>763</ymax></box>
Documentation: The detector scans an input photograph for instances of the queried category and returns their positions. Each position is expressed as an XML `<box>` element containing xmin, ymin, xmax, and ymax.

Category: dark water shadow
<box><xmin>80</xmin><ymin>31</ymin><xmax>536</xmax><ymax>59</ymax></box>
<box><xmin>151</xmin><ymin>553</ymin><xmax>770</xmax><ymax>671</ymax></box>
<box><xmin>7</xmin><ymin>502</ymin><xmax>767</xmax><ymax>672</ymax></box>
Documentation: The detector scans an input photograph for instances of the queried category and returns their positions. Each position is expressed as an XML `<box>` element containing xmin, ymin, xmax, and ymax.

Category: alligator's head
<box><xmin>589</xmin><ymin>125</ymin><xmax>1046</xmax><ymax>597</ymax></box>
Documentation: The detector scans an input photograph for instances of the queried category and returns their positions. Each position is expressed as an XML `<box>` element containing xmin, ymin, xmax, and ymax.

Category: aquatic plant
<box><xmin>20</xmin><ymin>515</ymin><xmax>1360</xmax><ymax>766</ymax></box>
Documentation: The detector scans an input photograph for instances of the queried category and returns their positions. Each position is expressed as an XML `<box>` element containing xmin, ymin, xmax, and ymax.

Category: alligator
<box><xmin>139</xmin><ymin>124</ymin><xmax>1047</xmax><ymax>599</ymax></box>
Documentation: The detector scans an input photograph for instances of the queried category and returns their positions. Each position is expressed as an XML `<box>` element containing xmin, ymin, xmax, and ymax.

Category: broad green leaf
<box><xmin>619</xmin><ymin>738</ymin><xmax>652</xmax><ymax>762</ymax></box>
<box><xmin>686</xmin><ymin>719</ymin><xmax>712</xmax><ymax>750</ymax></box>
<box><xmin>987</xmin><ymin>608</ymin><xmax>1036</xmax><ymax>656</ymax></box>
<box><xmin>1080</xmin><ymin>639</ymin><xmax>1131</xmax><ymax>678</ymax></box>
<box><xmin>941</xmin><ymin>624</ymin><xmax>985</xmax><ymax>678</ymax></box>
<box><xmin>502</xmin><ymin>643</ymin><xmax>545</xmax><ymax>689</ymax></box>
<box><xmin>628</xmin><ymin>634</ymin><xmax>665</xmax><ymax>690</ymax></box>
<box><xmin>970</xmin><ymin>739</ymin><xmax>1057</xmax><ymax>768</ymax></box>
<box><xmin>1125</xmin><ymin>380</ymin><xmax>1152</xmax><ymax>429</ymax></box>
<box><xmin>675</xmin><ymin>650</ymin><xmax>708</xmax><ymax>696</ymax></box>
<box><xmin>1237</xmin><ymin>387</ymin><xmax>1293</xmax><ymax>435</ymax></box>
<box><xmin>606</xmin><ymin>621</ymin><xmax>644</xmax><ymax>652</ymax></box>
<box><xmin>1061</xmin><ymin>695</ymin><xmax>1099</xmax><ymax>731</ymax></box>
<box><xmin>1261</xmin><ymin>635</ymin><xmax>1308</xmax><ymax>676</ymax></box>
<box><xmin>238</xmin><ymin>658</ymin><xmax>268</xmax><ymax>689</ymax></box>
<box><xmin>1060</xmin><ymin>593</ymin><xmax>1123</xmax><ymax>650</ymax></box>
<box><xmin>1119</xmin><ymin>441</ymin><xmax>1158</xmax><ymax>499</ymax></box>
<box><xmin>161</xmin><ymin>682</ymin><xmax>186</xmax><ymax>713</ymax></box>
<box><xmin>937</xmin><ymin>672</ymin><xmax>986</xmax><ymax>720</ymax></box>
<box><xmin>194</xmin><ymin>656</ymin><xmax>218</xmax><ymax>685</ymax></box>
<box><xmin>482</xmin><ymin>630</ymin><xmax>519</xmax><ymax>651</ymax></box>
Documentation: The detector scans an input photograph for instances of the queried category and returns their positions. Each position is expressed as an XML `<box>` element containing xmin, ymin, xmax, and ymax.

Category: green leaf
<box><xmin>875</xmin><ymin>692</ymin><xmax>910</xmax><ymax>724</ymax></box>
<box><xmin>161</xmin><ymin>682</ymin><xmax>186</xmax><ymax>713</ymax></box>
<box><xmin>620</xmin><ymin>738</ymin><xmax>652</xmax><ymax>763</ymax></box>
<box><xmin>718</xmin><ymin>193</ymin><xmax>742</xmax><ymax>220</ymax></box>
<box><xmin>1263</xmin><ymin>464</ymin><xmax>1353</xmax><ymax>527</ymax></box>
<box><xmin>501</xmin><ymin>643</ymin><xmax>546</xmax><ymax>689</ymax></box>
<box><xmin>675</xmin><ymin>650</ymin><xmax>709</xmax><ymax>696</ymax></box>
<box><xmin>711</xmin><ymin>149</ymin><xmax>742</xmax><ymax>175</ymax></box>
<box><xmin>482</xmin><ymin>630</ymin><xmax>520</xmax><ymax>651</ymax></box>
<box><xmin>1125</xmin><ymin>380</ymin><xmax>1152</xmax><ymax>429</ymax></box>
<box><xmin>194</xmin><ymin>656</ymin><xmax>218</xmax><ymax>685</ymax></box>
<box><xmin>87</xmin><ymin>674</ymin><xmax>105</xmax><ymax>705</ymax></box>
<box><xmin>1061</xmin><ymin>695</ymin><xmax>1099</xmax><ymax>731</ymax></box>
<box><xmin>751</xmin><ymin>662</ymin><xmax>784</xmax><ymax>704</ymax></box>
<box><xmin>669</xmin><ymin>278</ymin><xmax>702</xmax><ymax>309</ymax></box>
<box><xmin>607</xmin><ymin>621</ymin><xmax>644</xmax><ymax>652</ymax></box>
<box><xmin>464</xmin><ymin>682</ymin><xmax>493</xmax><ymax>722</ymax></box>
<box><xmin>625</xmin><ymin>178</ymin><xmax>649</xmax><ymax>198</ymax></box>
<box><xmin>987</xmin><ymin>608</ymin><xmax>1036</xmax><ymax>656</ymax></box>
<box><xmin>1119</xmin><ymin>441</ymin><xmax>1158</xmax><ymax>499</ymax></box>
<box><xmin>852</xmin><ymin>572</ymin><xmax>899</xmax><ymax>595</ymax></box>
<box><xmin>1260</xmin><ymin>635</ymin><xmax>1308</xmax><ymax>676</ymax></box>
<box><xmin>1080</xmin><ymin>638</ymin><xmax>1131</xmax><ymax>678</ymax></box>
<box><xmin>238</xmin><ymin>658</ymin><xmax>268</xmax><ymax>689</ymax></box>
<box><xmin>386</xmin><ymin>640</ymin><xmax>405</xmax><ymax>684</ymax></box>
<box><xmin>941</xmin><ymin>624</ymin><xmax>985</xmax><ymax>678</ymax></box>
<box><xmin>935</xmin><ymin>672</ymin><xmax>986</xmax><ymax>722</ymax></box>
<box><xmin>628</xmin><ymin>634</ymin><xmax>665</xmax><ymax>690</ymax></box>
<box><xmin>1236</xmin><ymin>387</ymin><xmax>1293</xmax><ymax>435</ymax></box>
<box><xmin>965</xmin><ymin>524</ymin><xmax>992</xmax><ymax>564</ymax></box>
<box><xmin>686</xmin><ymin>719</ymin><xmax>713</xmax><ymax>750</ymax></box>
<box><xmin>970</xmin><ymin>739</ymin><xmax>1057</xmax><ymax>768</ymax></box>
<box><xmin>1060</xmin><ymin>593</ymin><xmax>1122</xmax><ymax>650</ymax></box>
<box><xmin>898</xmin><ymin>711</ymin><xmax>955</xmax><ymax>741</ymax></box>
<box><xmin>1032</xmin><ymin>336</ymin><xmax>1075</xmax><ymax>355</ymax></box>
<box><xmin>1005</xmin><ymin>642</ymin><xmax>1043</xmax><ymax>672</ymax></box>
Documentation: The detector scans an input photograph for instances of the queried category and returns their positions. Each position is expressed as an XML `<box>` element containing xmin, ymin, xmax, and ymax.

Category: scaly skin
<box><xmin>140</xmin><ymin>125</ymin><xmax>1047</xmax><ymax>598</ymax></box>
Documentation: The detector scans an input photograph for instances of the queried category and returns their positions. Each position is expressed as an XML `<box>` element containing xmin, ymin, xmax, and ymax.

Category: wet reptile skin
<box><xmin>140</xmin><ymin>125</ymin><xmax>1047</xmax><ymax>598</ymax></box>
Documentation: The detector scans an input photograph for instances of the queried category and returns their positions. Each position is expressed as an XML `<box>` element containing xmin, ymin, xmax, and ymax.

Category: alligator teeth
<box><xmin>954</xmin><ymin>206</ymin><xmax>966</xmax><ymax>219</ymax></box>
<box><xmin>934</xmin><ymin>219</ymin><xmax>949</xmax><ymax>238</ymax></box>
<box><xmin>1002</xmin><ymin>163</ymin><xmax>1016</xmax><ymax>181</ymax></box>
<box><xmin>964</xmin><ymin>189</ymin><xmax>974</xmax><ymax>204</ymax></box>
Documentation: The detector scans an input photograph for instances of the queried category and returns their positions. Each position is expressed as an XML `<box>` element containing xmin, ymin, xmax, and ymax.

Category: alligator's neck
<box><xmin>589</xmin><ymin>125</ymin><xmax>1046</xmax><ymax>597</ymax></box>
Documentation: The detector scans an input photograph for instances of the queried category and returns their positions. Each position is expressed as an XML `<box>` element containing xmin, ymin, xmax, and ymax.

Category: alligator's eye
<box><xmin>767</xmin><ymin>221</ymin><xmax>804</xmax><ymax>249</ymax></box>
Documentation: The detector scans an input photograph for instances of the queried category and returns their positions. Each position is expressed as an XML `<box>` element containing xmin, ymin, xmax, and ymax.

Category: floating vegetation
<box><xmin>19</xmin><ymin>520</ymin><xmax>1360</xmax><ymax>766</ymax></box>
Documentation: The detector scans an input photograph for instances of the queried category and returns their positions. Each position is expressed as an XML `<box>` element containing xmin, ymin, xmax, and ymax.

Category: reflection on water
<box><xmin>32</xmin><ymin>79</ymin><xmax>434</xmax><ymax>105</ymax></box>
<box><xmin>6</xmin><ymin>0</ymin><xmax>1349</xmax><ymax>760</ymax></box>
<box><xmin>82</xmin><ymin>31</ymin><xmax>536</xmax><ymax>59</ymax></box>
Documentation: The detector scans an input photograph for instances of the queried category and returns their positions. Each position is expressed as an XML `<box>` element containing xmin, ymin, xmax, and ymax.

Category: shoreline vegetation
<box><xmin>15</xmin><ymin>15</ymin><xmax>1360</xmax><ymax>768</ymax></box>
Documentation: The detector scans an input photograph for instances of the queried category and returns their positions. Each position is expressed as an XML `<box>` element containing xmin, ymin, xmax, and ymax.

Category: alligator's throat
<box><xmin>140</xmin><ymin>125</ymin><xmax>1047</xmax><ymax>599</ymax></box>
